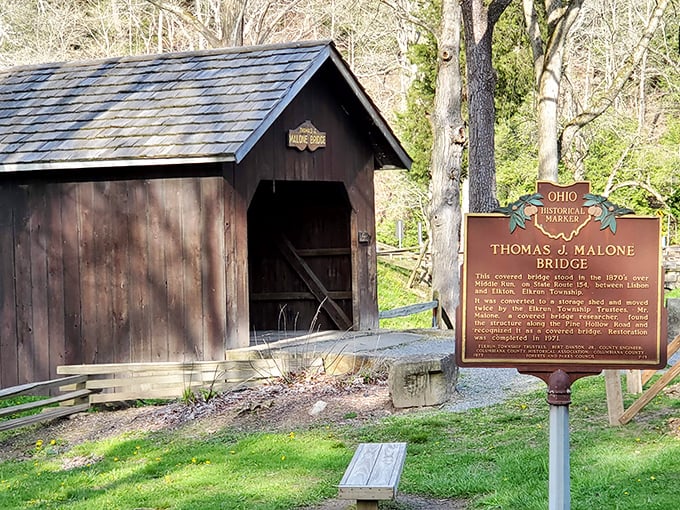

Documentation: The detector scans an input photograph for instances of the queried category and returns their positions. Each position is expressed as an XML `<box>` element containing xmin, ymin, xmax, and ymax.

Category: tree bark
<box><xmin>461</xmin><ymin>0</ymin><xmax>512</xmax><ymax>212</ymax></box>
<box><xmin>429</xmin><ymin>0</ymin><xmax>465</xmax><ymax>323</ymax></box>
<box><xmin>522</xmin><ymin>0</ymin><xmax>584</xmax><ymax>182</ymax></box>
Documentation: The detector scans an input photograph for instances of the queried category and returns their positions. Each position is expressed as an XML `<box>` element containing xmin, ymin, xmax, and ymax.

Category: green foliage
<box><xmin>492</xmin><ymin>1</ymin><xmax>535</xmax><ymax>121</ymax></box>
<box><xmin>495</xmin><ymin>108</ymin><xmax>540</xmax><ymax>203</ymax></box>
<box><xmin>395</xmin><ymin>14</ymin><xmax>439</xmax><ymax>185</ymax></box>
<box><xmin>374</xmin><ymin>171</ymin><xmax>428</xmax><ymax>248</ymax></box>
<box><xmin>375</xmin><ymin>209</ymin><xmax>428</xmax><ymax>249</ymax></box>
<box><xmin>581</xmin><ymin>114</ymin><xmax>680</xmax><ymax>242</ymax></box>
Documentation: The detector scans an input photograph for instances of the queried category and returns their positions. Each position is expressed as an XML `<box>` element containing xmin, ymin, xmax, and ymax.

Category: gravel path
<box><xmin>445</xmin><ymin>367</ymin><xmax>543</xmax><ymax>411</ymax></box>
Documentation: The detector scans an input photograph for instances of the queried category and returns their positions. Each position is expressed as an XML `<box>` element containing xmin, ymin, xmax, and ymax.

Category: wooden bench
<box><xmin>338</xmin><ymin>442</ymin><xmax>407</xmax><ymax>510</ymax></box>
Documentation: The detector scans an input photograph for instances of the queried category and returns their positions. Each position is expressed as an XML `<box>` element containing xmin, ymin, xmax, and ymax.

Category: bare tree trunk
<box><xmin>522</xmin><ymin>0</ymin><xmax>584</xmax><ymax>182</ymax></box>
<box><xmin>429</xmin><ymin>0</ymin><xmax>465</xmax><ymax>324</ymax></box>
<box><xmin>461</xmin><ymin>0</ymin><xmax>512</xmax><ymax>212</ymax></box>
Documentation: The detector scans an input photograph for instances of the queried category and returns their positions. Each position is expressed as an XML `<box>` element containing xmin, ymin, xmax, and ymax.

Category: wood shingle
<box><xmin>0</xmin><ymin>40</ymin><xmax>409</xmax><ymax>172</ymax></box>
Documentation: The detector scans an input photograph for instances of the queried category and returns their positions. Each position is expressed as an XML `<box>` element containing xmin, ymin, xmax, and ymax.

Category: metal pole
<box><xmin>549</xmin><ymin>404</ymin><xmax>570</xmax><ymax>510</ymax></box>
<box><xmin>547</xmin><ymin>370</ymin><xmax>572</xmax><ymax>510</ymax></box>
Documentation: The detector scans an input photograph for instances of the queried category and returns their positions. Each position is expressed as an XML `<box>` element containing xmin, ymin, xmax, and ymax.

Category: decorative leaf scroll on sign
<box><xmin>582</xmin><ymin>194</ymin><xmax>634</xmax><ymax>233</ymax></box>
<box><xmin>494</xmin><ymin>193</ymin><xmax>544</xmax><ymax>233</ymax></box>
<box><xmin>494</xmin><ymin>185</ymin><xmax>634</xmax><ymax>235</ymax></box>
<box><xmin>287</xmin><ymin>120</ymin><xmax>327</xmax><ymax>152</ymax></box>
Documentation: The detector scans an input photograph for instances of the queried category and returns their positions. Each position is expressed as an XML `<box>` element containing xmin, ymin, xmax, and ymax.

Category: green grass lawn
<box><xmin>1</xmin><ymin>374</ymin><xmax>679</xmax><ymax>509</ymax></box>
<box><xmin>378</xmin><ymin>260</ymin><xmax>433</xmax><ymax>329</ymax></box>
<box><xmin>2</xmin><ymin>267</ymin><xmax>679</xmax><ymax>508</ymax></box>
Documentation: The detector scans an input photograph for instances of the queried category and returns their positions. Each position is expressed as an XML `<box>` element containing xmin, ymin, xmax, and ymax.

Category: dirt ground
<box><xmin>1</xmin><ymin>371</ymin><xmax>468</xmax><ymax>509</ymax></box>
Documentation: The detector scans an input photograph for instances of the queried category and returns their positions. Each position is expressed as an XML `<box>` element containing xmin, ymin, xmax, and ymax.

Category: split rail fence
<box><xmin>0</xmin><ymin>375</ymin><xmax>91</xmax><ymax>432</ymax></box>
<box><xmin>0</xmin><ymin>358</ymin><xmax>304</xmax><ymax>432</ymax></box>
<box><xmin>605</xmin><ymin>334</ymin><xmax>680</xmax><ymax>425</ymax></box>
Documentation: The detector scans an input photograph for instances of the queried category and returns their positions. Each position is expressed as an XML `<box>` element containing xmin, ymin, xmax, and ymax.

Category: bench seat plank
<box><xmin>338</xmin><ymin>442</ymin><xmax>407</xmax><ymax>501</ymax></box>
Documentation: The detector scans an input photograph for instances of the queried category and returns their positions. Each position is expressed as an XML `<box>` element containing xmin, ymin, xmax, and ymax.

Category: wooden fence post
<box><xmin>604</xmin><ymin>370</ymin><xmax>624</xmax><ymax>426</ymax></box>
<box><xmin>626</xmin><ymin>370</ymin><xmax>643</xmax><ymax>394</ymax></box>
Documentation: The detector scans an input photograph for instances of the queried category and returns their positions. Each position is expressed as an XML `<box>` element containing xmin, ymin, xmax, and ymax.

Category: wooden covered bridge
<box><xmin>0</xmin><ymin>40</ymin><xmax>411</xmax><ymax>387</ymax></box>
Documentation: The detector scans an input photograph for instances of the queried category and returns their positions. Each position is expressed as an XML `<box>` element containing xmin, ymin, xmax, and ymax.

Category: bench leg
<box><xmin>356</xmin><ymin>501</ymin><xmax>378</xmax><ymax>510</ymax></box>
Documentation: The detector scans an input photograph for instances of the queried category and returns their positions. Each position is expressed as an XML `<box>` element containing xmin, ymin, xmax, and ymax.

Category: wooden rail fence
<box><xmin>0</xmin><ymin>375</ymin><xmax>92</xmax><ymax>432</ymax></box>
<box><xmin>379</xmin><ymin>300</ymin><xmax>439</xmax><ymax>328</ymax></box>
<box><xmin>57</xmin><ymin>359</ymin><xmax>284</xmax><ymax>404</ymax></box>
<box><xmin>1</xmin><ymin>357</ymin><xmax>308</xmax><ymax>431</ymax></box>
<box><xmin>605</xmin><ymin>334</ymin><xmax>680</xmax><ymax>425</ymax></box>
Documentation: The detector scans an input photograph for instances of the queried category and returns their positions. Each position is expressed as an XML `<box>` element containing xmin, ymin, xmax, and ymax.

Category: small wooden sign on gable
<box><xmin>287</xmin><ymin>120</ymin><xmax>326</xmax><ymax>151</ymax></box>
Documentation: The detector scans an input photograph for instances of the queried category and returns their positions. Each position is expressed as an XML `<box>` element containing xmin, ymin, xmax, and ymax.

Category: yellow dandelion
<box><xmin>205</xmin><ymin>460</ymin><xmax>211</xmax><ymax>465</ymax></box>
<box><xmin>650</xmin><ymin>476</ymin><xmax>656</xmax><ymax>481</ymax></box>
<box><xmin>114</xmin><ymin>457</ymin><xmax>119</xmax><ymax>462</ymax></box>
<box><xmin>281</xmin><ymin>455</ymin><xmax>286</xmax><ymax>461</ymax></box>
<box><xmin>191</xmin><ymin>457</ymin><xmax>197</xmax><ymax>464</ymax></box>
<box><xmin>229</xmin><ymin>450</ymin><xmax>236</xmax><ymax>455</ymax></box>
<box><xmin>49</xmin><ymin>439</ymin><xmax>56</xmax><ymax>446</ymax></box>
<box><xmin>288</xmin><ymin>432</ymin><xmax>296</xmax><ymax>439</ymax></box>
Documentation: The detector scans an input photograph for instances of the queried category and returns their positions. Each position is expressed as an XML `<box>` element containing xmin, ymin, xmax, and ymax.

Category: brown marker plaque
<box><xmin>456</xmin><ymin>181</ymin><xmax>666</xmax><ymax>372</ymax></box>
<box><xmin>287</xmin><ymin>120</ymin><xmax>326</xmax><ymax>151</ymax></box>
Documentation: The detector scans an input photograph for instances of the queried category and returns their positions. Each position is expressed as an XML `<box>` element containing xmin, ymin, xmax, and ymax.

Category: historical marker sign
<box><xmin>456</xmin><ymin>181</ymin><xmax>667</xmax><ymax>372</ymax></box>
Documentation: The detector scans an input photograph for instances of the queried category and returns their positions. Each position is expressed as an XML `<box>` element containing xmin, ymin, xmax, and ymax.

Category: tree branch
<box><xmin>560</xmin><ymin>0</ymin><xmax>670</xmax><ymax>156</ymax></box>
<box><xmin>146</xmin><ymin>0</ymin><xmax>222</xmax><ymax>47</ymax></box>
<box><xmin>488</xmin><ymin>0</ymin><xmax>514</xmax><ymax>25</ymax></box>
<box><xmin>607</xmin><ymin>180</ymin><xmax>666</xmax><ymax>207</ymax></box>
<box><xmin>379</xmin><ymin>0</ymin><xmax>437</xmax><ymax>39</ymax></box>
<box><xmin>522</xmin><ymin>0</ymin><xmax>544</xmax><ymax>89</ymax></box>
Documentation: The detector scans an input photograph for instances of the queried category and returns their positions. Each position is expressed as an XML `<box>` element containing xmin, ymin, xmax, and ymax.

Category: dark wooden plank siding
<box><xmin>201</xmin><ymin>177</ymin><xmax>226</xmax><ymax>359</ymax></box>
<box><xmin>94</xmin><ymin>182</ymin><xmax>114</xmax><ymax>365</ymax></box>
<box><xmin>165</xmin><ymin>178</ymin><xmax>185</xmax><ymax>359</ymax></box>
<box><xmin>77</xmin><ymin>182</ymin><xmax>97</xmax><ymax>365</ymax></box>
<box><xmin>347</xmin><ymin>164</ymin><xmax>379</xmax><ymax>330</ymax></box>
<box><xmin>182</xmin><ymin>180</ymin><xmax>204</xmax><ymax>358</ymax></box>
<box><xmin>28</xmin><ymin>185</ymin><xmax>50</xmax><ymax>380</ymax></box>
<box><xmin>0</xmin><ymin>187</ymin><xmax>18</xmax><ymax>387</ymax></box>
<box><xmin>46</xmin><ymin>184</ymin><xmax>66</xmax><ymax>377</ymax></box>
<box><xmin>14</xmin><ymin>186</ymin><xmax>34</xmax><ymax>383</ymax></box>
<box><xmin>110</xmin><ymin>181</ymin><xmax>131</xmax><ymax>363</ymax></box>
<box><xmin>224</xmin><ymin>164</ymin><xmax>250</xmax><ymax>350</ymax></box>
<box><xmin>0</xmin><ymin>171</ymin><xmax>228</xmax><ymax>386</ymax></box>
<box><xmin>147</xmin><ymin>179</ymin><xmax>168</xmax><ymax>361</ymax></box>
<box><xmin>238</xmin><ymin>71</ymin><xmax>378</xmax><ymax>333</ymax></box>
<box><xmin>61</xmin><ymin>183</ymin><xmax>82</xmax><ymax>367</ymax></box>
<box><xmin>127</xmin><ymin>182</ymin><xmax>150</xmax><ymax>362</ymax></box>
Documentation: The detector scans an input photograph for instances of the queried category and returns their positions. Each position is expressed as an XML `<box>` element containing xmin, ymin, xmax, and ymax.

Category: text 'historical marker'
<box><xmin>456</xmin><ymin>181</ymin><xmax>666</xmax><ymax>372</ymax></box>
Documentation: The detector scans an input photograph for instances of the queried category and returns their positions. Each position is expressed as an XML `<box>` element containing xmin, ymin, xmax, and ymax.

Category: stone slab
<box><xmin>388</xmin><ymin>353</ymin><xmax>458</xmax><ymax>408</ymax></box>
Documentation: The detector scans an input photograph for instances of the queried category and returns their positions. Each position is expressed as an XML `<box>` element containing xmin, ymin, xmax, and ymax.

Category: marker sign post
<box><xmin>456</xmin><ymin>181</ymin><xmax>666</xmax><ymax>509</ymax></box>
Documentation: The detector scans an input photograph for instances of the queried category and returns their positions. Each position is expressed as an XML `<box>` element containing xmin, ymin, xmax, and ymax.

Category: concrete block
<box><xmin>388</xmin><ymin>354</ymin><xmax>458</xmax><ymax>408</ymax></box>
